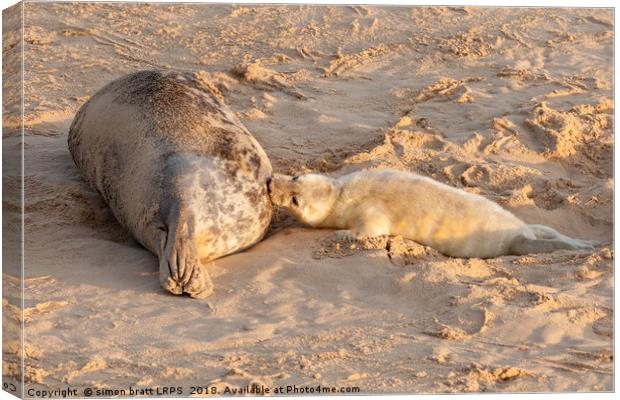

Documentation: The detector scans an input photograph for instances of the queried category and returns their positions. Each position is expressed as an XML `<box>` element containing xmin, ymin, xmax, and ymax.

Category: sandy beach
<box><xmin>2</xmin><ymin>3</ymin><xmax>613</xmax><ymax>394</ymax></box>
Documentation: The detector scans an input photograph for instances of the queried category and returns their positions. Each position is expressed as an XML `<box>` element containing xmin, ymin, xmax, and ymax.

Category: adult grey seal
<box><xmin>68</xmin><ymin>70</ymin><xmax>273</xmax><ymax>298</ymax></box>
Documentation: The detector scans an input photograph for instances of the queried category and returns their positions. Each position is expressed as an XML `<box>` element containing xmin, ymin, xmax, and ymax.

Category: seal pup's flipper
<box><xmin>509</xmin><ymin>233</ymin><xmax>595</xmax><ymax>255</ymax></box>
<box><xmin>158</xmin><ymin>203</ymin><xmax>214</xmax><ymax>298</ymax></box>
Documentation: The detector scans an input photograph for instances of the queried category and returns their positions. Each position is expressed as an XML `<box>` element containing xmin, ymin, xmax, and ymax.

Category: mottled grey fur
<box><xmin>68</xmin><ymin>70</ymin><xmax>273</xmax><ymax>298</ymax></box>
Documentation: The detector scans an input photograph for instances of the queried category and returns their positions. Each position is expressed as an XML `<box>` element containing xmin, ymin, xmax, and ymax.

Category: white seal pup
<box><xmin>69</xmin><ymin>70</ymin><xmax>273</xmax><ymax>298</ymax></box>
<box><xmin>268</xmin><ymin>170</ymin><xmax>594</xmax><ymax>258</ymax></box>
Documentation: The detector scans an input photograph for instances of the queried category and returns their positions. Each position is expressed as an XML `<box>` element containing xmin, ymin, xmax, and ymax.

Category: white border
<box><xmin>0</xmin><ymin>1</ymin><xmax>615</xmax><ymax>400</ymax></box>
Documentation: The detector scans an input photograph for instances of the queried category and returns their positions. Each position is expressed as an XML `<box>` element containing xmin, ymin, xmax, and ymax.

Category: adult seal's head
<box><xmin>68</xmin><ymin>70</ymin><xmax>273</xmax><ymax>298</ymax></box>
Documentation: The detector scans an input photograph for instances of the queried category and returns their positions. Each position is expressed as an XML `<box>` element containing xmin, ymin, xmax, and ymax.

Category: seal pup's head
<box><xmin>268</xmin><ymin>173</ymin><xmax>339</xmax><ymax>226</ymax></box>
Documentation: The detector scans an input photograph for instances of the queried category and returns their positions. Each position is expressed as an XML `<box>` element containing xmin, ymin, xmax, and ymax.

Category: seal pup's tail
<box><xmin>509</xmin><ymin>224</ymin><xmax>595</xmax><ymax>255</ymax></box>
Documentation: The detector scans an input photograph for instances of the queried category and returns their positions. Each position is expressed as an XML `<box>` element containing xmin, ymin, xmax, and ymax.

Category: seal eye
<box><xmin>292</xmin><ymin>176</ymin><xmax>299</xmax><ymax>181</ymax></box>
<box><xmin>291</xmin><ymin>196</ymin><xmax>299</xmax><ymax>206</ymax></box>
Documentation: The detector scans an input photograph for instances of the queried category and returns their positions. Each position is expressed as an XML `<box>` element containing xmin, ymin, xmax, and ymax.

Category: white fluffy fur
<box><xmin>268</xmin><ymin>170</ymin><xmax>594</xmax><ymax>258</ymax></box>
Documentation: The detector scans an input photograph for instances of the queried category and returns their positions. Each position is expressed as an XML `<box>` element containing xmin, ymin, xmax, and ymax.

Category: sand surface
<box><xmin>2</xmin><ymin>3</ymin><xmax>613</xmax><ymax>394</ymax></box>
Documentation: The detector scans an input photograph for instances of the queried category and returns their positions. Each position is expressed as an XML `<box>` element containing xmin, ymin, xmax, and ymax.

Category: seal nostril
<box><xmin>266</xmin><ymin>177</ymin><xmax>272</xmax><ymax>194</ymax></box>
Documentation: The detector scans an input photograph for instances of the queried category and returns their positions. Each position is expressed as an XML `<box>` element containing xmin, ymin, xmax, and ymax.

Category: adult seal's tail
<box><xmin>68</xmin><ymin>70</ymin><xmax>273</xmax><ymax>298</ymax></box>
